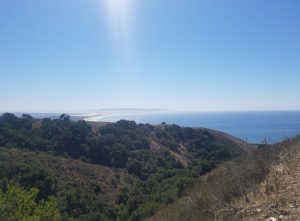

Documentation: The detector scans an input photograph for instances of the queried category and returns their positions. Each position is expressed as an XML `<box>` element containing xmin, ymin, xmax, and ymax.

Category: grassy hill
<box><xmin>0</xmin><ymin>113</ymin><xmax>250</xmax><ymax>220</ymax></box>
<box><xmin>146</xmin><ymin>135</ymin><xmax>300</xmax><ymax>221</ymax></box>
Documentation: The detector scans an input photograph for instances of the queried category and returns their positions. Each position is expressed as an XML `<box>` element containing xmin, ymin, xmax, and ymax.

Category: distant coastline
<box><xmin>1</xmin><ymin>110</ymin><xmax>300</xmax><ymax>144</ymax></box>
<box><xmin>80</xmin><ymin>108</ymin><xmax>171</xmax><ymax>122</ymax></box>
<box><xmin>79</xmin><ymin>110</ymin><xmax>300</xmax><ymax>144</ymax></box>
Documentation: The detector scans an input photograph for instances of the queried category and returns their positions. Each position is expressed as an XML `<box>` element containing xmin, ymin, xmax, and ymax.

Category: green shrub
<box><xmin>0</xmin><ymin>185</ymin><xmax>61</xmax><ymax>221</ymax></box>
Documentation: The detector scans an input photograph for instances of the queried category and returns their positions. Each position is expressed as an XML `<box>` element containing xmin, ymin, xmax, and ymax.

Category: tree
<box><xmin>110</xmin><ymin>143</ymin><xmax>128</xmax><ymax>168</ymax></box>
<box><xmin>0</xmin><ymin>185</ymin><xmax>61</xmax><ymax>221</ymax></box>
<box><xmin>59</xmin><ymin>114</ymin><xmax>71</xmax><ymax>121</ymax></box>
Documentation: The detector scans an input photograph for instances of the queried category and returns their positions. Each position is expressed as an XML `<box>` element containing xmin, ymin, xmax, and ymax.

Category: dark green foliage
<box><xmin>0</xmin><ymin>113</ymin><xmax>242</xmax><ymax>221</ymax></box>
<box><xmin>0</xmin><ymin>162</ymin><xmax>56</xmax><ymax>200</ymax></box>
<box><xmin>127</xmin><ymin>159</ymin><xmax>143</xmax><ymax>177</ymax></box>
<box><xmin>130</xmin><ymin>202</ymin><xmax>162</xmax><ymax>221</ymax></box>
<box><xmin>0</xmin><ymin>114</ymin><xmax>237</xmax><ymax>173</ymax></box>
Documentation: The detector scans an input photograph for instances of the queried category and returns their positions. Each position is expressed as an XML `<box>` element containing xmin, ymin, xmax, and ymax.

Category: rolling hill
<box><xmin>0</xmin><ymin>113</ymin><xmax>250</xmax><ymax>220</ymax></box>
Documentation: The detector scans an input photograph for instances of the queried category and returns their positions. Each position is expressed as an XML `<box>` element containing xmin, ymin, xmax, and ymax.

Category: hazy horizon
<box><xmin>1</xmin><ymin>108</ymin><xmax>300</xmax><ymax>115</ymax></box>
<box><xmin>1</xmin><ymin>0</ymin><xmax>300</xmax><ymax>112</ymax></box>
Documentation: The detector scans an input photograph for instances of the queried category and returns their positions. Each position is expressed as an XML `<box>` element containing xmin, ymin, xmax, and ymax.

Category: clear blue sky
<box><xmin>0</xmin><ymin>0</ymin><xmax>300</xmax><ymax>112</ymax></box>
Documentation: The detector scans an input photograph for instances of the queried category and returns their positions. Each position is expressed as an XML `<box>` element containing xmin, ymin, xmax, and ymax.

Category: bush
<box><xmin>0</xmin><ymin>185</ymin><xmax>61</xmax><ymax>221</ymax></box>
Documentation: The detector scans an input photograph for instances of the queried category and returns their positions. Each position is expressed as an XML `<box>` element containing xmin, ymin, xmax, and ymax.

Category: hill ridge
<box><xmin>0</xmin><ymin>113</ymin><xmax>249</xmax><ymax>220</ymax></box>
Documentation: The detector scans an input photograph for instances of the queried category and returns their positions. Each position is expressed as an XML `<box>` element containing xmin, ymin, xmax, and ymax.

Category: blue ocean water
<box><xmin>98</xmin><ymin>111</ymin><xmax>300</xmax><ymax>144</ymax></box>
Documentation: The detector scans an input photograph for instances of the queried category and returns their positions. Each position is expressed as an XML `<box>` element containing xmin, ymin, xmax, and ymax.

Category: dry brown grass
<box><xmin>145</xmin><ymin>136</ymin><xmax>300</xmax><ymax>221</ymax></box>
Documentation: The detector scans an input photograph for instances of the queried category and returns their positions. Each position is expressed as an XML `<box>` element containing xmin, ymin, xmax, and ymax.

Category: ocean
<box><xmin>91</xmin><ymin>111</ymin><xmax>300</xmax><ymax>144</ymax></box>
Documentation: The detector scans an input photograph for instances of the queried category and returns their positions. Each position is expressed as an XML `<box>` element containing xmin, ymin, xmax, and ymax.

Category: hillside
<box><xmin>0</xmin><ymin>113</ymin><xmax>249</xmax><ymax>220</ymax></box>
<box><xmin>0</xmin><ymin>147</ymin><xmax>138</xmax><ymax>220</ymax></box>
<box><xmin>146</xmin><ymin>135</ymin><xmax>300</xmax><ymax>221</ymax></box>
<box><xmin>229</xmin><ymin>136</ymin><xmax>300</xmax><ymax>221</ymax></box>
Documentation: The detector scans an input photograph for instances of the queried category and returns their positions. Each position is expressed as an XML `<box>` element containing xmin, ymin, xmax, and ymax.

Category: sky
<box><xmin>0</xmin><ymin>0</ymin><xmax>300</xmax><ymax>112</ymax></box>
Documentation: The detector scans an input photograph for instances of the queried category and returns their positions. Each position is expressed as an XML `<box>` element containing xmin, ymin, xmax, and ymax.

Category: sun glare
<box><xmin>102</xmin><ymin>0</ymin><xmax>135</xmax><ymax>46</ymax></box>
<box><xmin>101</xmin><ymin>0</ymin><xmax>137</xmax><ymax>73</ymax></box>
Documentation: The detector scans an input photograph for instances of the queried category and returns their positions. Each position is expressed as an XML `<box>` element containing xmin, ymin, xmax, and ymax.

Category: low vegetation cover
<box><xmin>0</xmin><ymin>113</ymin><xmax>244</xmax><ymax>220</ymax></box>
<box><xmin>146</xmin><ymin>137</ymin><xmax>300</xmax><ymax>221</ymax></box>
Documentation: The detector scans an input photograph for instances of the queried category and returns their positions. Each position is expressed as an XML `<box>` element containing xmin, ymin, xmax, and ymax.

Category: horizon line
<box><xmin>1</xmin><ymin>108</ymin><xmax>300</xmax><ymax>115</ymax></box>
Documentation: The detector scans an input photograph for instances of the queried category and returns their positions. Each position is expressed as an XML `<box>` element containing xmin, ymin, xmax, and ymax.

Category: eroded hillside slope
<box><xmin>146</xmin><ymin>136</ymin><xmax>300</xmax><ymax>221</ymax></box>
<box><xmin>230</xmin><ymin>137</ymin><xmax>300</xmax><ymax>221</ymax></box>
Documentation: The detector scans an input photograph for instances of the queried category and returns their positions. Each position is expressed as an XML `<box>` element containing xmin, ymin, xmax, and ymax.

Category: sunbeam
<box><xmin>101</xmin><ymin>0</ymin><xmax>136</xmax><ymax>62</ymax></box>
